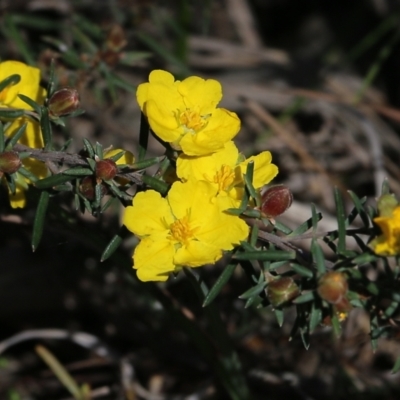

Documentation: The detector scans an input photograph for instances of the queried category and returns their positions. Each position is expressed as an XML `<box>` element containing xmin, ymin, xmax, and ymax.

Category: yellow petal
<box><xmin>134</xmin><ymin>236</ymin><xmax>176</xmax><ymax>281</ymax></box>
<box><xmin>105</xmin><ymin>148</ymin><xmax>135</xmax><ymax>165</ymax></box>
<box><xmin>178</xmin><ymin>76</ymin><xmax>222</xmax><ymax>114</ymax></box>
<box><xmin>177</xmin><ymin>141</ymin><xmax>238</xmax><ymax>182</ymax></box>
<box><xmin>0</xmin><ymin>60</ymin><xmax>46</xmax><ymax>109</ymax></box>
<box><xmin>240</xmin><ymin>151</ymin><xmax>279</xmax><ymax>189</ymax></box>
<box><xmin>123</xmin><ymin>190</ymin><xmax>174</xmax><ymax>237</ymax></box>
<box><xmin>174</xmin><ymin>240</ymin><xmax>223</xmax><ymax>267</ymax></box>
<box><xmin>179</xmin><ymin>108</ymin><xmax>240</xmax><ymax>156</ymax></box>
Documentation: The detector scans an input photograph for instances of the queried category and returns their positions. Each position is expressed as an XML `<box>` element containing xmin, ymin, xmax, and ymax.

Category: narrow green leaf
<box><xmin>18</xmin><ymin>94</ymin><xmax>42</xmax><ymax>115</ymax></box>
<box><xmin>63</xmin><ymin>167</ymin><xmax>93</xmax><ymax>176</ymax></box>
<box><xmin>242</xmin><ymin>209</ymin><xmax>262</xmax><ymax>219</ymax></box>
<box><xmin>331</xmin><ymin>314</ymin><xmax>342</xmax><ymax>337</ymax></box>
<box><xmin>0</xmin><ymin>73</ymin><xmax>21</xmax><ymax>92</ymax></box>
<box><xmin>309</xmin><ymin>302</ymin><xmax>322</xmax><ymax>332</ymax></box>
<box><xmin>267</xmin><ymin>260</ymin><xmax>289</xmax><ymax>271</ymax></box>
<box><xmin>59</xmin><ymin>138</ymin><xmax>73</xmax><ymax>152</ymax></box>
<box><xmin>107</xmin><ymin>150</ymin><xmax>124</xmax><ymax>163</ymax></box>
<box><xmin>291</xmin><ymin>263</ymin><xmax>313</xmax><ymax>278</ymax></box>
<box><xmin>94</xmin><ymin>142</ymin><xmax>103</xmax><ymax>159</ymax></box>
<box><xmin>101</xmin><ymin>233</ymin><xmax>123</xmax><ymax>262</ymax></box>
<box><xmin>239</xmin><ymin>281</ymin><xmax>267</xmax><ymax>300</ymax></box>
<box><xmin>35</xmin><ymin>174</ymin><xmax>73</xmax><ymax>189</ymax></box>
<box><xmin>141</xmin><ymin>175</ymin><xmax>169</xmax><ymax>195</ymax></box>
<box><xmin>392</xmin><ymin>356</ymin><xmax>400</xmax><ymax>374</ymax></box>
<box><xmin>250</xmin><ymin>224</ymin><xmax>259</xmax><ymax>247</ymax></box>
<box><xmin>311</xmin><ymin>239</ymin><xmax>326</xmax><ymax>275</ymax></box>
<box><xmin>82</xmin><ymin>138</ymin><xmax>95</xmax><ymax>158</ymax></box>
<box><xmin>0</xmin><ymin>109</ymin><xmax>25</xmax><ymax>119</ymax></box>
<box><xmin>72</xmin><ymin>25</ymin><xmax>98</xmax><ymax>53</ymax></box>
<box><xmin>17</xmin><ymin>166</ymin><xmax>39</xmax><ymax>183</ymax></box>
<box><xmin>233</xmin><ymin>250</ymin><xmax>295</xmax><ymax>261</ymax></box>
<box><xmin>384</xmin><ymin>300</ymin><xmax>399</xmax><ymax>318</ymax></box>
<box><xmin>245</xmin><ymin>293</ymin><xmax>264</xmax><ymax>308</ymax></box>
<box><xmin>40</xmin><ymin>107</ymin><xmax>52</xmax><ymax>150</ymax></box>
<box><xmin>300</xmin><ymin>328</ymin><xmax>310</xmax><ymax>350</ymax></box>
<box><xmin>274</xmin><ymin>309</ymin><xmax>284</xmax><ymax>327</ymax></box>
<box><xmin>32</xmin><ymin>191</ymin><xmax>50</xmax><ymax>252</ymax></box>
<box><xmin>293</xmin><ymin>291</ymin><xmax>315</xmax><ymax>304</ymax></box>
<box><xmin>352</xmin><ymin>252</ymin><xmax>378</xmax><ymax>265</ymax></box>
<box><xmin>6</xmin><ymin>122</ymin><xmax>27</xmax><ymax>149</ymax></box>
<box><xmin>203</xmin><ymin>263</ymin><xmax>237</xmax><ymax>307</ymax></box>
<box><xmin>348</xmin><ymin>191</ymin><xmax>369</xmax><ymax>228</ymax></box>
<box><xmin>86</xmin><ymin>158</ymin><xmax>96</xmax><ymax>171</ymax></box>
<box><xmin>311</xmin><ymin>203</ymin><xmax>319</xmax><ymax>231</ymax></box>
<box><xmin>5</xmin><ymin>173</ymin><xmax>16</xmax><ymax>194</ymax></box>
<box><xmin>288</xmin><ymin>213</ymin><xmax>323</xmax><ymax>237</ymax></box>
<box><xmin>130</xmin><ymin>157</ymin><xmax>162</xmax><ymax>170</ymax></box>
<box><xmin>334</xmin><ymin>187</ymin><xmax>346</xmax><ymax>253</ymax></box>
<box><xmin>244</xmin><ymin>161</ymin><xmax>259</xmax><ymax>205</ymax></box>
<box><xmin>273</xmin><ymin>220</ymin><xmax>292</xmax><ymax>235</ymax></box>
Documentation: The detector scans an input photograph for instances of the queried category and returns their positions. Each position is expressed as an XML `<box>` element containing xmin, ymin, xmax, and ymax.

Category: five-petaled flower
<box><xmin>136</xmin><ymin>70</ymin><xmax>241</xmax><ymax>156</ymax></box>
<box><xmin>371</xmin><ymin>205</ymin><xmax>400</xmax><ymax>256</ymax></box>
<box><xmin>123</xmin><ymin>179</ymin><xmax>249</xmax><ymax>282</ymax></box>
<box><xmin>177</xmin><ymin>141</ymin><xmax>279</xmax><ymax>207</ymax></box>
<box><xmin>0</xmin><ymin>60</ymin><xmax>47</xmax><ymax>208</ymax></box>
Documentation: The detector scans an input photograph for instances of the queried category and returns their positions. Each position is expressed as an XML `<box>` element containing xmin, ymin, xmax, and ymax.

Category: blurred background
<box><xmin>1</xmin><ymin>0</ymin><xmax>400</xmax><ymax>399</ymax></box>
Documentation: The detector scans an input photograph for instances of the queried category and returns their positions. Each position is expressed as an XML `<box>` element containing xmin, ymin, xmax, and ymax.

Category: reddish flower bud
<box><xmin>267</xmin><ymin>277</ymin><xmax>300</xmax><ymax>307</ymax></box>
<box><xmin>79</xmin><ymin>176</ymin><xmax>108</xmax><ymax>200</ymax></box>
<box><xmin>317</xmin><ymin>271</ymin><xmax>348</xmax><ymax>304</ymax></box>
<box><xmin>105</xmin><ymin>24</ymin><xmax>127</xmax><ymax>52</ymax></box>
<box><xmin>48</xmin><ymin>88</ymin><xmax>80</xmax><ymax>117</ymax></box>
<box><xmin>95</xmin><ymin>159</ymin><xmax>118</xmax><ymax>181</ymax></box>
<box><xmin>0</xmin><ymin>151</ymin><xmax>22</xmax><ymax>174</ymax></box>
<box><xmin>260</xmin><ymin>185</ymin><xmax>293</xmax><ymax>219</ymax></box>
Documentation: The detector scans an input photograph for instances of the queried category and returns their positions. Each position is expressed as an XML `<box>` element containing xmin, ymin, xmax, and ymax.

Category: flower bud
<box><xmin>48</xmin><ymin>88</ymin><xmax>80</xmax><ymax>117</ymax></box>
<box><xmin>377</xmin><ymin>193</ymin><xmax>398</xmax><ymax>217</ymax></box>
<box><xmin>105</xmin><ymin>24</ymin><xmax>127</xmax><ymax>52</ymax></box>
<box><xmin>267</xmin><ymin>277</ymin><xmax>300</xmax><ymax>307</ymax></box>
<box><xmin>79</xmin><ymin>176</ymin><xmax>108</xmax><ymax>200</ymax></box>
<box><xmin>95</xmin><ymin>159</ymin><xmax>118</xmax><ymax>181</ymax></box>
<box><xmin>260</xmin><ymin>185</ymin><xmax>293</xmax><ymax>219</ymax></box>
<box><xmin>317</xmin><ymin>271</ymin><xmax>348</xmax><ymax>304</ymax></box>
<box><xmin>0</xmin><ymin>151</ymin><xmax>22</xmax><ymax>175</ymax></box>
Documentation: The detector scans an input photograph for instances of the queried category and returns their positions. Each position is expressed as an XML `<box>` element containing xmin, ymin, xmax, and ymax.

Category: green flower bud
<box><xmin>261</xmin><ymin>185</ymin><xmax>293</xmax><ymax>219</ymax></box>
<box><xmin>0</xmin><ymin>151</ymin><xmax>22</xmax><ymax>175</ymax></box>
<box><xmin>267</xmin><ymin>277</ymin><xmax>300</xmax><ymax>307</ymax></box>
<box><xmin>317</xmin><ymin>271</ymin><xmax>348</xmax><ymax>304</ymax></box>
<box><xmin>48</xmin><ymin>88</ymin><xmax>80</xmax><ymax>117</ymax></box>
<box><xmin>377</xmin><ymin>193</ymin><xmax>398</xmax><ymax>217</ymax></box>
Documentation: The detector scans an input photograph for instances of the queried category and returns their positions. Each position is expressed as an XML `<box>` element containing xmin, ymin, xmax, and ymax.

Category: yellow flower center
<box><xmin>213</xmin><ymin>165</ymin><xmax>235</xmax><ymax>192</ymax></box>
<box><xmin>179</xmin><ymin>109</ymin><xmax>207</xmax><ymax>132</ymax></box>
<box><xmin>169</xmin><ymin>214</ymin><xmax>195</xmax><ymax>245</ymax></box>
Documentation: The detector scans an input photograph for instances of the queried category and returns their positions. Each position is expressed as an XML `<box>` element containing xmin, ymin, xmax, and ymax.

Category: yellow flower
<box><xmin>123</xmin><ymin>180</ymin><xmax>249</xmax><ymax>281</ymax></box>
<box><xmin>0</xmin><ymin>60</ymin><xmax>46</xmax><ymax>109</ymax></box>
<box><xmin>0</xmin><ymin>60</ymin><xmax>47</xmax><ymax>208</ymax></box>
<box><xmin>104</xmin><ymin>148</ymin><xmax>135</xmax><ymax>165</ymax></box>
<box><xmin>371</xmin><ymin>206</ymin><xmax>400</xmax><ymax>256</ymax></box>
<box><xmin>136</xmin><ymin>70</ymin><xmax>240</xmax><ymax>156</ymax></box>
<box><xmin>176</xmin><ymin>141</ymin><xmax>279</xmax><ymax>207</ymax></box>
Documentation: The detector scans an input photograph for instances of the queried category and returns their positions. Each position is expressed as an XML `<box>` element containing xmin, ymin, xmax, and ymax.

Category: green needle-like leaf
<box><xmin>40</xmin><ymin>107</ymin><xmax>52</xmax><ymax>150</ymax></box>
<box><xmin>6</xmin><ymin>122</ymin><xmax>27</xmax><ymax>149</ymax></box>
<box><xmin>141</xmin><ymin>175</ymin><xmax>169</xmax><ymax>195</ymax></box>
<box><xmin>32</xmin><ymin>190</ymin><xmax>50</xmax><ymax>252</ymax></box>
<box><xmin>311</xmin><ymin>239</ymin><xmax>326</xmax><ymax>275</ymax></box>
<box><xmin>203</xmin><ymin>263</ymin><xmax>237</xmax><ymax>307</ymax></box>
<box><xmin>18</xmin><ymin>94</ymin><xmax>42</xmax><ymax>115</ymax></box>
<box><xmin>233</xmin><ymin>249</ymin><xmax>295</xmax><ymax>261</ymax></box>
<box><xmin>334</xmin><ymin>187</ymin><xmax>346</xmax><ymax>254</ymax></box>
<box><xmin>35</xmin><ymin>174</ymin><xmax>74</xmax><ymax>189</ymax></box>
